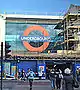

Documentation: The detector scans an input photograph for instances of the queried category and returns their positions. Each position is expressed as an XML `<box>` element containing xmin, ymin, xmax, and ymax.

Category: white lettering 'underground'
<box><xmin>20</xmin><ymin>36</ymin><xmax>51</xmax><ymax>42</ymax></box>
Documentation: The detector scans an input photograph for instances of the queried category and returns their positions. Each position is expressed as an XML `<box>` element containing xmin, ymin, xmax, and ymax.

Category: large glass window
<box><xmin>5</xmin><ymin>22</ymin><xmax>62</xmax><ymax>56</ymax></box>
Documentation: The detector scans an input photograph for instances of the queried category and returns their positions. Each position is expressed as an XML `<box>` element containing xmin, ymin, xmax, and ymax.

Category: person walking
<box><xmin>49</xmin><ymin>69</ymin><xmax>56</xmax><ymax>90</ymax></box>
<box><xmin>62</xmin><ymin>68</ymin><xmax>74</xmax><ymax>90</ymax></box>
<box><xmin>18</xmin><ymin>69</ymin><xmax>21</xmax><ymax>80</ymax></box>
<box><xmin>21</xmin><ymin>68</ymin><xmax>26</xmax><ymax>81</ymax></box>
<box><xmin>56</xmin><ymin>69</ymin><xmax>63</xmax><ymax>89</ymax></box>
<box><xmin>46</xmin><ymin>67</ymin><xmax>50</xmax><ymax>80</ymax></box>
<box><xmin>26</xmin><ymin>68</ymin><xmax>35</xmax><ymax>90</ymax></box>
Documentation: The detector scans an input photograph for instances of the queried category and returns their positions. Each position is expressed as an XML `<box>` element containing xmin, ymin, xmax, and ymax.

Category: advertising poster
<box><xmin>38</xmin><ymin>64</ymin><xmax>46</xmax><ymax>77</ymax></box>
<box><xmin>75</xmin><ymin>64</ymin><xmax>80</xmax><ymax>75</ymax></box>
<box><xmin>4</xmin><ymin>62</ymin><xmax>10</xmax><ymax>75</ymax></box>
<box><xmin>5</xmin><ymin>23</ymin><xmax>63</xmax><ymax>56</ymax></box>
<box><xmin>11</xmin><ymin>66</ymin><xmax>16</xmax><ymax>76</ymax></box>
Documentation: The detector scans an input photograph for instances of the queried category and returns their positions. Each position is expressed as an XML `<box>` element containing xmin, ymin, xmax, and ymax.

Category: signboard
<box><xmin>6</xmin><ymin>23</ymin><xmax>63</xmax><ymax>55</ymax></box>
<box><xmin>11</xmin><ymin>66</ymin><xmax>16</xmax><ymax>76</ymax></box>
<box><xmin>38</xmin><ymin>64</ymin><xmax>46</xmax><ymax>77</ymax></box>
<box><xmin>4</xmin><ymin>62</ymin><xmax>10</xmax><ymax>75</ymax></box>
<box><xmin>73</xmin><ymin>64</ymin><xmax>80</xmax><ymax>76</ymax></box>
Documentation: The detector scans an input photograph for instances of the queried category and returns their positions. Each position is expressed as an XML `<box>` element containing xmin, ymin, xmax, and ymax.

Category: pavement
<box><xmin>0</xmin><ymin>80</ymin><xmax>80</xmax><ymax>90</ymax></box>
<box><xmin>0</xmin><ymin>80</ymin><xmax>51</xmax><ymax>90</ymax></box>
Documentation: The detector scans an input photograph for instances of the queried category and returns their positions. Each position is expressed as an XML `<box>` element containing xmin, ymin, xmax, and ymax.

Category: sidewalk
<box><xmin>1</xmin><ymin>80</ymin><xmax>80</xmax><ymax>90</ymax></box>
<box><xmin>1</xmin><ymin>79</ymin><xmax>51</xmax><ymax>90</ymax></box>
<box><xmin>16</xmin><ymin>79</ymin><xmax>51</xmax><ymax>85</ymax></box>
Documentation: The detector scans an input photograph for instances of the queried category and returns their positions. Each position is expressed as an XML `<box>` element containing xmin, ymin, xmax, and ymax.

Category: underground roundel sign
<box><xmin>22</xmin><ymin>25</ymin><xmax>49</xmax><ymax>52</ymax></box>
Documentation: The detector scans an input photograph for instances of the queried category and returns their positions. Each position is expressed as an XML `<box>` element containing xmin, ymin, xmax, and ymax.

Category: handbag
<box><xmin>73</xmin><ymin>78</ymin><xmax>79</xmax><ymax>88</ymax></box>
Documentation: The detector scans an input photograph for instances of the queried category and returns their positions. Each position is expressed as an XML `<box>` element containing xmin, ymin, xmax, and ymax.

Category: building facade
<box><xmin>0</xmin><ymin>14</ymin><xmax>63</xmax><ymax>76</ymax></box>
<box><xmin>1</xmin><ymin>4</ymin><xmax>80</xmax><ymax>78</ymax></box>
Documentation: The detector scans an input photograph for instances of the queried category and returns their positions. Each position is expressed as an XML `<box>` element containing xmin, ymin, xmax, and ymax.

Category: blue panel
<box><xmin>17</xmin><ymin>61</ymin><xmax>36</xmax><ymax>72</ymax></box>
<box><xmin>73</xmin><ymin>64</ymin><xmax>80</xmax><ymax>76</ymax></box>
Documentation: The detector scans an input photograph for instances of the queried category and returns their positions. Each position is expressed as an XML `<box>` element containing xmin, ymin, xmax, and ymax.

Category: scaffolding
<box><xmin>55</xmin><ymin>4</ymin><xmax>80</xmax><ymax>59</ymax></box>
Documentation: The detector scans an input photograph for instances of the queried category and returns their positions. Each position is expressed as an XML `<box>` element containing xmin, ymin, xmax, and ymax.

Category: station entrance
<box><xmin>45</xmin><ymin>60</ymin><xmax>73</xmax><ymax>73</ymax></box>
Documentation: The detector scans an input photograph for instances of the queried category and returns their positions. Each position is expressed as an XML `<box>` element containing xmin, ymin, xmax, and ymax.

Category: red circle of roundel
<box><xmin>23</xmin><ymin>25</ymin><xmax>49</xmax><ymax>52</ymax></box>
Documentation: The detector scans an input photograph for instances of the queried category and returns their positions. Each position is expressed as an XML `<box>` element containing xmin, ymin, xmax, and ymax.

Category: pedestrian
<box><xmin>56</xmin><ymin>69</ymin><xmax>63</xmax><ymax>89</ymax></box>
<box><xmin>26</xmin><ymin>68</ymin><xmax>35</xmax><ymax>90</ymax></box>
<box><xmin>21</xmin><ymin>68</ymin><xmax>26</xmax><ymax>81</ymax></box>
<box><xmin>42</xmin><ymin>71</ymin><xmax>46</xmax><ymax>79</ymax></box>
<box><xmin>49</xmin><ymin>69</ymin><xmax>56</xmax><ymax>90</ymax></box>
<box><xmin>62</xmin><ymin>68</ymin><xmax>74</xmax><ymax>90</ymax></box>
<box><xmin>18</xmin><ymin>69</ymin><xmax>21</xmax><ymax>80</ymax></box>
<box><xmin>46</xmin><ymin>67</ymin><xmax>50</xmax><ymax>80</ymax></box>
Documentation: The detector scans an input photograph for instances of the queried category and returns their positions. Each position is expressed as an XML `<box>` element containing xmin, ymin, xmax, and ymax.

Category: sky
<box><xmin>0</xmin><ymin>0</ymin><xmax>80</xmax><ymax>15</ymax></box>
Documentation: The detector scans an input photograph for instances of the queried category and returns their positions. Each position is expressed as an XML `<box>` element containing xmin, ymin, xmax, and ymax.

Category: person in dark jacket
<box><xmin>62</xmin><ymin>68</ymin><xmax>74</xmax><ymax>90</ymax></box>
<box><xmin>50</xmin><ymin>69</ymin><xmax>56</xmax><ymax>90</ymax></box>
<box><xmin>21</xmin><ymin>68</ymin><xmax>26</xmax><ymax>81</ymax></box>
<box><xmin>56</xmin><ymin>69</ymin><xmax>63</xmax><ymax>89</ymax></box>
<box><xmin>46</xmin><ymin>67</ymin><xmax>50</xmax><ymax>79</ymax></box>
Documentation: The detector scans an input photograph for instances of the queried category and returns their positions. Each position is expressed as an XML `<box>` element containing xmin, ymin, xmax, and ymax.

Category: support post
<box><xmin>1</xmin><ymin>42</ymin><xmax>3</xmax><ymax>90</ymax></box>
